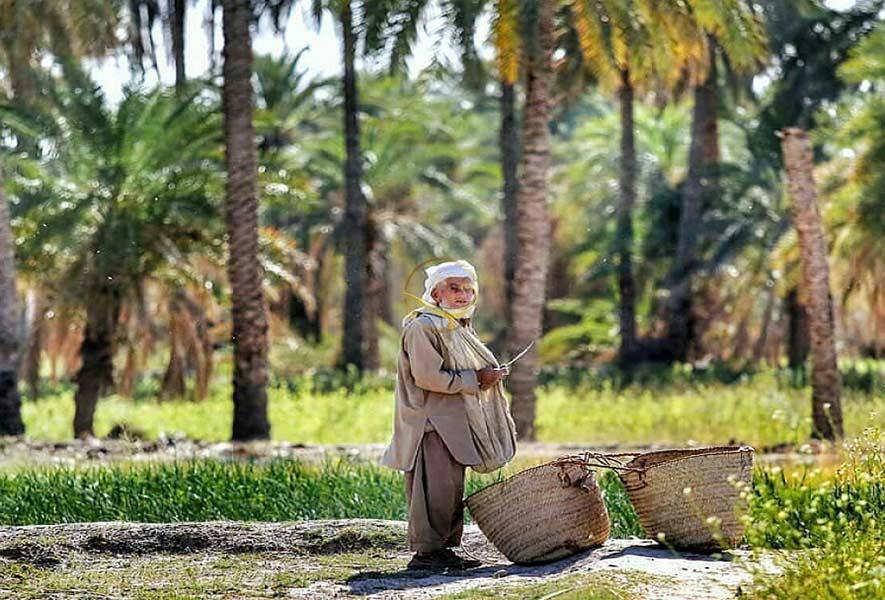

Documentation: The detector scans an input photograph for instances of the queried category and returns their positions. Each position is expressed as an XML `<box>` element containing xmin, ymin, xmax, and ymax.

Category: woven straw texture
<box><xmin>618</xmin><ymin>446</ymin><xmax>754</xmax><ymax>551</ymax></box>
<box><xmin>465</xmin><ymin>460</ymin><xmax>610</xmax><ymax>564</ymax></box>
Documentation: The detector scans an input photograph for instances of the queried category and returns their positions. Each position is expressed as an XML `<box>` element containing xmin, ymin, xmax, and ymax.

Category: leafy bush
<box><xmin>748</xmin><ymin>426</ymin><xmax>885</xmax><ymax>599</ymax></box>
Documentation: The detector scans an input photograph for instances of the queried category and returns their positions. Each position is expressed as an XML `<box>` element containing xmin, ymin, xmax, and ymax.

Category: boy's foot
<box><xmin>407</xmin><ymin>548</ymin><xmax>482</xmax><ymax>570</ymax></box>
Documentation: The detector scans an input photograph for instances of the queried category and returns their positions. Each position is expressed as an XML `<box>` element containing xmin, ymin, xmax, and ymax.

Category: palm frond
<box><xmin>491</xmin><ymin>0</ymin><xmax>520</xmax><ymax>84</ymax></box>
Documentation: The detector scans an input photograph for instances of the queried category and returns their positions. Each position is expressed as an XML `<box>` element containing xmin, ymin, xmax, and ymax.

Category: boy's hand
<box><xmin>477</xmin><ymin>367</ymin><xmax>509</xmax><ymax>390</ymax></box>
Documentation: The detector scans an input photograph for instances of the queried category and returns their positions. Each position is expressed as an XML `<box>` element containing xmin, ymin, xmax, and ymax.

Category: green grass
<box><xmin>21</xmin><ymin>382</ymin><xmax>395</xmax><ymax>444</ymax></box>
<box><xmin>20</xmin><ymin>374</ymin><xmax>885</xmax><ymax>447</ymax></box>
<box><xmin>535</xmin><ymin>375</ymin><xmax>884</xmax><ymax>447</ymax></box>
<box><xmin>750</xmin><ymin>527</ymin><xmax>884</xmax><ymax>600</ymax></box>
<box><xmin>746</xmin><ymin>467</ymin><xmax>884</xmax><ymax>550</ymax></box>
<box><xmin>747</xmin><ymin>426</ymin><xmax>885</xmax><ymax>599</ymax></box>
<box><xmin>0</xmin><ymin>460</ymin><xmax>642</xmax><ymax>536</ymax></box>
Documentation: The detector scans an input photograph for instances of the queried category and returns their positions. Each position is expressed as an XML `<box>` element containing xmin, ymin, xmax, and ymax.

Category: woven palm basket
<box><xmin>464</xmin><ymin>459</ymin><xmax>610</xmax><ymax>564</ymax></box>
<box><xmin>618</xmin><ymin>446</ymin><xmax>755</xmax><ymax>551</ymax></box>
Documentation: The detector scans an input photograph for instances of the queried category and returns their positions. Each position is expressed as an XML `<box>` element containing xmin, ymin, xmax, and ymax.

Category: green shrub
<box><xmin>748</xmin><ymin>426</ymin><xmax>885</xmax><ymax>599</ymax></box>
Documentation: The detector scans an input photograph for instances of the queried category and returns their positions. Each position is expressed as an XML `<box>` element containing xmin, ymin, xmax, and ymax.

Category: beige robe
<box><xmin>381</xmin><ymin>313</ymin><xmax>483</xmax><ymax>471</ymax></box>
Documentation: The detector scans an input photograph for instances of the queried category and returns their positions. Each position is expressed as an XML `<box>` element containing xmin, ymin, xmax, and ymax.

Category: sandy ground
<box><xmin>0</xmin><ymin>519</ymin><xmax>774</xmax><ymax>599</ymax></box>
<box><xmin>301</xmin><ymin>524</ymin><xmax>763</xmax><ymax>600</ymax></box>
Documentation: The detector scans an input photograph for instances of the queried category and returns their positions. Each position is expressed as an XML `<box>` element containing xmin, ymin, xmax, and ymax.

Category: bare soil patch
<box><xmin>0</xmin><ymin>437</ymin><xmax>834</xmax><ymax>471</ymax></box>
<box><xmin>0</xmin><ymin>519</ymin><xmax>769</xmax><ymax>599</ymax></box>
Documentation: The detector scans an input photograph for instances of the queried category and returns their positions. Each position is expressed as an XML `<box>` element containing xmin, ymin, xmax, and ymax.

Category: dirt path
<box><xmin>0</xmin><ymin>437</ymin><xmax>832</xmax><ymax>471</ymax></box>
<box><xmin>305</xmin><ymin>524</ymin><xmax>759</xmax><ymax>600</ymax></box>
<box><xmin>0</xmin><ymin>519</ymin><xmax>769</xmax><ymax>599</ymax></box>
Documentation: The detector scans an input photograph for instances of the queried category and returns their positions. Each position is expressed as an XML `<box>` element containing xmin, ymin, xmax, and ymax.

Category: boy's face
<box><xmin>431</xmin><ymin>277</ymin><xmax>476</xmax><ymax>309</ymax></box>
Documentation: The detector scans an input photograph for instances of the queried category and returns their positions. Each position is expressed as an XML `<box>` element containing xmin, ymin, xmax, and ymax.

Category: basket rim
<box><xmin>621</xmin><ymin>445</ymin><xmax>755</xmax><ymax>474</ymax></box>
<box><xmin>464</xmin><ymin>459</ymin><xmax>596</xmax><ymax>505</ymax></box>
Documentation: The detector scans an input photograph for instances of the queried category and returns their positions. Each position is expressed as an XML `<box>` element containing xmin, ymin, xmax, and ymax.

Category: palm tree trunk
<box><xmin>616</xmin><ymin>68</ymin><xmax>638</xmax><ymax>363</ymax></box>
<box><xmin>363</xmin><ymin>212</ymin><xmax>382</xmax><ymax>371</ymax></box>
<box><xmin>222</xmin><ymin>0</ymin><xmax>271</xmax><ymax>441</ymax></box>
<box><xmin>22</xmin><ymin>288</ymin><xmax>45</xmax><ymax>400</ymax></box>
<box><xmin>205</xmin><ymin>0</ymin><xmax>218</xmax><ymax>73</ymax></box>
<box><xmin>786</xmin><ymin>286</ymin><xmax>810</xmax><ymax>371</ymax></box>
<box><xmin>666</xmin><ymin>38</ymin><xmax>719</xmax><ymax>362</ymax></box>
<box><xmin>119</xmin><ymin>345</ymin><xmax>138</xmax><ymax>398</ymax></box>
<box><xmin>340</xmin><ymin>0</ymin><xmax>367</xmax><ymax>372</ymax></box>
<box><xmin>73</xmin><ymin>283</ymin><xmax>121</xmax><ymax>438</ymax></box>
<box><xmin>183</xmin><ymin>293</ymin><xmax>214</xmax><ymax>402</ymax></box>
<box><xmin>752</xmin><ymin>289</ymin><xmax>776</xmax><ymax>363</ymax></box>
<box><xmin>160</xmin><ymin>297</ymin><xmax>186</xmax><ymax>400</ymax></box>
<box><xmin>500</xmin><ymin>80</ymin><xmax>519</xmax><ymax>320</ymax></box>
<box><xmin>781</xmin><ymin>127</ymin><xmax>843</xmax><ymax>441</ymax></box>
<box><xmin>507</xmin><ymin>0</ymin><xmax>554</xmax><ymax>441</ymax></box>
<box><xmin>0</xmin><ymin>175</ymin><xmax>25</xmax><ymax>436</ymax></box>
<box><xmin>170</xmin><ymin>0</ymin><xmax>187</xmax><ymax>90</ymax></box>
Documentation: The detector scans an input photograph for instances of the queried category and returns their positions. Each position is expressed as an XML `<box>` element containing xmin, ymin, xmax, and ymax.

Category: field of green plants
<box><xmin>19</xmin><ymin>371</ymin><xmax>885</xmax><ymax>448</ymax></box>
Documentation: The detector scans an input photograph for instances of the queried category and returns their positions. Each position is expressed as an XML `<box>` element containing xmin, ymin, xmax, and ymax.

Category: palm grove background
<box><xmin>0</xmin><ymin>0</ymin><xmax>883</xmax><ymax>444</ymax></box>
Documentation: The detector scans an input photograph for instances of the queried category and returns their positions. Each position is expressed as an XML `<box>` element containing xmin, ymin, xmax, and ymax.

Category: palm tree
<box><xmin>306</xmin><ymin>0</ymin><xmax>400</xmax><ymax>371</ymax></box>
<box><xmin>4</xmin><ymin>65</ymin><xmax>222</xmax><ymax>437</ymax></box>
<box><xmin>664</xmin><ymin>0</ymin><xmax>766</xmax><ymax>361</ymax></box>
<box><xmin>309</xmin><ymin>0</ymin><xmax>446</xmax><ymax>370</ymax></box>
<box><xmin>491</xmin><ymin>0</ymin><xmax>520</xmax><ymax>320</ymax></box>
<box><xmin>221</xmin><ymin>0</ymin><xmax>272</xmax><ymax>440</ymax></box>
<box><xmin>830</xmin><ymin>23</ymin><xmax>885</xmax><ymax>359</ymax></box>
<box><xmin>565</xmin><ymin>0</ymin><xmax>690</xmax><ymax>363</ymax></box>
<box><xmin>440</xmin><ymin>0</ymin><xmax>521</xmax><ymax>323</ymax></box>
<box><xmin>294</xmin><ymin>74</ymin><xmax>498</xmax><ymax>365</ymax></box>
<box><xmin>506</xmin><ymin>0</ymin><xmax>555</xmax><ymax>440</ymax></box>
<box><xmin>253</xmin><ymin>50</ymin><xmax>331</xmax><ymax>341</ymax></box>
<box><xmin>781</xmin><ymin>128</ymin><xmax>842</xmax><ymax>441</ymax></box>
<box><xmin>0</xmin><ymin>169</ymin><xmax>24</xmax><ymax>436</ymax></box>
<box><xmin>0</xmin><ymin>1</ymin><xmax>119</xmax><ymax>417</ymax></box>
<box><xmin>0</xmin><ymin>0</ymin><xmax>119</xmax><ymax>102</ymax></box>
<box><xmin>338</xmin><ymin>0</ymin><xmax>367</xmax><ymax>371</ymax></box>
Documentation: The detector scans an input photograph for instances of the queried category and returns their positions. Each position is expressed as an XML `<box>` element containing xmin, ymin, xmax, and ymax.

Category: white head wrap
<box><xmin>421</xmin><ymin>260</ymin><xmax>479</xmax><ymax>313</ymax></box>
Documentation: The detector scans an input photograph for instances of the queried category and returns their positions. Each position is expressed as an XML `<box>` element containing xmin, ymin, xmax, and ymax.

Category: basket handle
<box><xmin>554</xmin><ymin>452</ymin><xmax>645</xmax><ymax>474</ymax></box>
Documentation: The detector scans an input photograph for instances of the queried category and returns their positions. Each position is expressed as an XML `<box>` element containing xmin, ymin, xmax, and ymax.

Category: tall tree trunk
<box><xmin>507</xmin><ymin>0</ymin><xmax>554</xmax><ymax>441</ymax></box>
<box><xmin>309</xmin><ymin>236</ymin><xmax>330</xmax><ymax>343</ymax></box>
<box><xmin>222</xmin><ymin>0</ymin><xmax>270</xmax><ymax>441</ymax></box>
<box><xmin>616</xmin><ymin>68</ymin><xmax>638</xmax><ymax>363</ymax></box>
<box><xmin>2</xmin><ymin>38</ymin><xmax>37</xmax><ymax>106</ymax></box>
<box><xmin>0</xmin><ymin>176</ymin><xmax>25</xmax><ymax>436</ymax></box>
<box><xmin>499</xmin><ymin>81</ymin><xmax>519</xmax><ymax>321</ymax></box>
<box><xmin>119</xmin><ymin>345</ymin><xmax>138</xmax><ymax>398</ymax></box>
<box><xmin>752</xmin><ymin>289</ymin><xmax>776</xmax><ymax>363</ymax></box>
<box><xmin>73</xmin><ymin>283</ymin><xmax>121</xmax><ymax>438</ymax></box>
<box><xmin>781</xmin><ymin>127</ymin><xmax>843</xmax><ymax>441</ymax></box>
<box><xmin>340</xmin><ymin>0</ymin><xmax>366</xmax><ymax>372</ymax></box>
<box><xmin>786</xmin><ymin>286</ymin><xmax>810</xmax><ymax>370</ymax></box>
<box><xmin>22</xmin><ymin>288</ymin><xmax>45</xmax><ymax>400</ymax></box>
<box><xmin>666</xmin><ymin>37</ymin><xmax>719</xmax><ymax>362</ymax></box>
<box><xmin>205</xmin><ymin>0</ymin><xmax>218</xmax><ymax>73</ymax></box>
<box><xmin>180</xmin><ymin>291</ymin><xmax>214</xmax><ymax>401</ymax></box>
<box><xmin>160</xmin><ymin>297</ymin><xmax>186</xmax><ymax>400</ymax></box>
<box><xmin>170</xmin><ymin>0</ymin><xmax>187</xmax><ymax>90</ymax></box>
<box><xmin>363</xmin><ymin>212</ymin><xmax>382</xmax><ymax>371</ymax></box>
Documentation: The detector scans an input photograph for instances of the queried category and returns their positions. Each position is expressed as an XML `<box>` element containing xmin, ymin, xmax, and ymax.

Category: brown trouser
<box><xmin>404</xmin><ymin>430</ymin><xmax>465</xmax><ymax>553</ymax></box>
